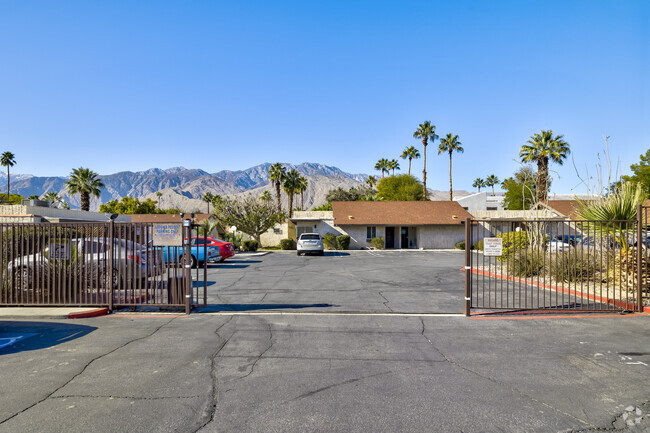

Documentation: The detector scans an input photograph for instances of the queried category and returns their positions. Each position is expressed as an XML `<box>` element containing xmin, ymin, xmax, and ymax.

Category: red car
<box><xmin>191</xmin><ymin>237</ymin><xmax>235</xmax><ymax>262</ymax></box>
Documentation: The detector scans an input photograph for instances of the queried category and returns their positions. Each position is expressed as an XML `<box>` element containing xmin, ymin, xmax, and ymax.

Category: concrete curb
<box><xmin>235</xmin><ymin>251</ymin><xmax>271</xmax><ymax>257</ymax></box>
<box><xmin>0</xmin><ymin>307</ymin><xmax>110</xmax><ymax>320</ymax></box>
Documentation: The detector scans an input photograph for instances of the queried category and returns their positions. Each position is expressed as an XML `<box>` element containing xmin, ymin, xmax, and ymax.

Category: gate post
<box><xmin>183</xmin><ymin>219</ymin><xmax>192</xmax><ymax>314</ymax></box>
<box><xmin>465</xmin><ymin>218</ymin><xmax>472</xmax><ymax>317</ymax></box>
<box><xmin>108</xmin><ymin>220</ymin><xmax>114</xmax><ymax>312</ymax></box>
<box><xmin>637</xmin><ymin>204</ymin><xmax>643</xmax><ymax>312</ymax></box>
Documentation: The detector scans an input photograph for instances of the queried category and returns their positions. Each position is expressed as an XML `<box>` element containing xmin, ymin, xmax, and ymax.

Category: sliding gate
<box><xmin>464</xmin><ymin>205</ymin><xmax>648</xmax><ymax>315</ymax></box>
<box><xmin>0</xmin><ymin>220</ymin><xmax>210</xmax><ymax>312</ymax></box>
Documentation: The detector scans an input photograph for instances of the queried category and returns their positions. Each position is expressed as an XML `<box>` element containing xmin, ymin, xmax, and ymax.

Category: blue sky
<box><xmin>0</xmin><ymin>0</ymin><xmax>647</xmax><ymax>194</ymax></box>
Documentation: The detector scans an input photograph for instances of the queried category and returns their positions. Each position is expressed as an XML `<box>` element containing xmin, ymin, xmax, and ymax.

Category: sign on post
<box><xmin>152</xmin><ymin>223</ymin><xmax>183</xmax><ymax>246</ymax></box>
<box><xmin>483</xmin><ymin>237</ymin><xmax>503</xmax><ymax>257</ymax></box>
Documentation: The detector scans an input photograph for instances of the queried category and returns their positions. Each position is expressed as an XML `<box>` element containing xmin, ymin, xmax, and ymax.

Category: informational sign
<box><xmin>483</xmin><ymin>237</ymin><xmax>503</xmax><ymax>256</ymax></box>
<box><xmin>152</xmin><ymin>223</ymin><xmax>183</xmax><ymax>246</ymax></box>
<box><xmin>49</xmin><ymin>243</ymin><xmax>70</xmax><ymax>260</ymax></box>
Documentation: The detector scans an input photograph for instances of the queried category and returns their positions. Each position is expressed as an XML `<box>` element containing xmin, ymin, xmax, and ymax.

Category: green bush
<box><xmin>546</xmin><ymin>251</ymin><xmax>602</xmax><ymax>282</ymax></box>
<box><xmin>455</xmin><ymin>241</ymin><xmax>465</xmax><ymax>250</ymax></box>
<box><xmin>336</xmin><ymin>235</ymin><xmax>351</xmax><ymax>250</ymax></box>
<box><xmin>370</xmin><ymin>237</ymin><xmax>384</xmax><ymax>250</ymax></box>
<box><xmin>497</xmin><ymin>231</ymin><xmax>529</xmax><ymax>261</ymax></box>
<box><xmin>322</xmin><ymin>233</ymin><xmax>337</xmax><ymax>250</ymax></box>
<box><xmin>241</xmin><ymin>240</ymin><xmax>259</xmax><ymax>252</ymax></box>
<box><xmin>473</xmin><ymin>239</ymin><xmax>484</xmax><ymax>251</ymax></box>
<box><xmin>280</xmin><ymin>238</ymin><xmax>296</xmax><ymax>250</ymax></box>
<box><xmin>506</xmin><ymin>248</ymin><xmax>545</xmax><ymax>277</ymax></box>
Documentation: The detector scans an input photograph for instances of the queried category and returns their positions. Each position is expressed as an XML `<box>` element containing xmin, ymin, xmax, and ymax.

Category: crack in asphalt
<box><xmin>418</xmin><ymin>318</ymin><xmax>598</xmax><ymax>431</ymax></box>
<box><xmin>570</xmin><ymin>401</ymin><xmax>650</xmax><ymax>432</ymax></box>
<box><xmin>377</xmin><ymin>291</ymin><xmax>394</xmax><ymax>312</ymax></box>
<box><xmin>50</xmin><ymin>394</ymin><xmax>203</xmax><ymax>401</ymax></box>
<box><xmin>240</xmin><ymin>323</ymin><xmax>274</xmax><ymax>379</ymax></box>
<box><xmin>0</xmin><ymin>316</ymin><xmax>180</xmax><ymax>426</ymax></box>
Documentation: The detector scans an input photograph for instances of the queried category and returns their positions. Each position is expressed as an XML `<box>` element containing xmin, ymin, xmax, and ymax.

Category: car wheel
<box><xmin>319</xmin><ymin>251</ymin><xmax>324</xmax><ymax>256</ymax></box>
<box><xmin>101</xmin><ymin>268</ymin><xmax>121</xmax><ymax>290</ymax></box>
<box><xmin>14</xmin><ymin>267</ymin><xmax>31</xmax><ymax>290</ymax></box>
<box><xmin>180</xmin><ymin>254</ymin><xmax>197</xmax><ymax>268</ymax></box>
<box><xmin>297</xmin><ymin>251</ymin><xmax>301</xmax><ymax>256</ymax></box>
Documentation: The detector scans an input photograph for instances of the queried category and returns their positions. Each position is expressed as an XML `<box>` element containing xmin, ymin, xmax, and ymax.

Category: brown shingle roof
<box><xmin>332</xmin><ymin>201</ymin><xmax>472</xmax><ymax>226</ymax></box>
<box><xmin>129</xmin><ymin>213</ymin><xmax>214</xmax><ymax>224</ymax></box>
<box><xmin>545</xmin><ymin>200</ymin><xmax>582</xmax><ymax>219</ymax></box>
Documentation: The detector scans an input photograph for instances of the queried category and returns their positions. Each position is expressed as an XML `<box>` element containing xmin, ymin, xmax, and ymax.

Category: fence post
<box><xmin>108</xmin><ymin>220</ymin><xmax>114</xmax><ymax>312</ymax></box>
<box><xmin>183</xmin><ymin>219</ymin><xmax>192</xmax><ymax>314</ymax></box>
<box><xmin>637</xmin><ymin>204</ymin><xmax>643</xmax><ymax>312</ymax></box>
<box><xmin>465</xmin><ymin>217</ymin><xmax>472</xmax><ymax>317</ymax></box>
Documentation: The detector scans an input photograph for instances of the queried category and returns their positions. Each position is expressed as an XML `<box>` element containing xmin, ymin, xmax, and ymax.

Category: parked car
<box><xmin>297</xmin><ymin>233</ymin><xmax>324</xmax><ymax>256</ymax></box>
<box><xmin>548</xmin><ymin>237</ymin><xmax>573</xmax><ymax>252</ymax></box>
<box><xmin>556</xmin><ymin>234</ymin><xmax>582</xmax><ymax>246</ymax></box>
<box><xmin>158</xmin><ymin>241</ymin><xmax>220</xmax><ymax>268</ymax></box>
<box><xmin>8</xmin><ymin>237</ymin><xmax>164</xmax><ymax>291</ymax></box>
<box><xmin>191</xmin><ymin>237</ymin><xmax>235</xmax><ymax>261</ymax></box>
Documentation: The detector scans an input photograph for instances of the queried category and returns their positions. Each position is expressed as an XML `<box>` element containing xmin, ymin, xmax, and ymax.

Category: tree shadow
<box><xmin>0</xmin><ymin>321</ymin><xmax>96</xmax><ymax>355</ymax></box>
<box><xmin>195</xmin><ymin>303</ymin><xmax>339</xmax><ymax>313</ymax></box>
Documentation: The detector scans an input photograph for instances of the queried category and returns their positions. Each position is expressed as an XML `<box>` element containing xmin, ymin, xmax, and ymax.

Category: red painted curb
<box><xmin>68</xmin><ymin>308</ymin><xmax>109</xmax><ymax>319</ymax></box>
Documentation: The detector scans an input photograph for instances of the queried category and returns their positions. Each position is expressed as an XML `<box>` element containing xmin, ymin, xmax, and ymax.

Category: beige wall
<box><xmin>259</xmin><ymin>222</ymin><xmax>290</xmax><ymax>246</ymax></box>
<box><xmin>416</xmin><ymin>225</ymin><xmax>465</xmax><ymax>249</ymax></box>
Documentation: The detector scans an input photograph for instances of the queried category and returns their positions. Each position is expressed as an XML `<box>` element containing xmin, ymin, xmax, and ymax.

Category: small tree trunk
<box><xmin>537</xmin><ymin>158</ymin><xmax>548</xmax><ymax>203</ymax></box>
<box><xmin>6</xmin><ymin>167</ymin><xmax>9</xmax><ymax>198</ymax></box>
<box><xmin>288</xmin><ymin>192</ymin><xmax>294</xmax><ymax>218</ymax></box>
<box><xmin>448</xmin><ymin>152</ymin><xmax>453</xmax><ymax>201</ymax></box>
<box><xmin>422</xmin><ymin>140</ymin><xmax>428</xmax><ymax>199</ymax></box>
<box><xmin>301</xmin><ymin>191</ymin><xmax>304</xmax><ymax>210</ymax></box>
<box><xmin>275</xmin><ymin>182</ymin><xmax>282</xmax><ymax>213</ymax></box>
<box><xmin>81</xmin><ymin>192</ymin><xmax>90</xmax><ymax>211</ymax></box>
<box><xmin>408</xmin><ymin>158</ymin><xmax>412</xmax><ymax>176</ymax></box>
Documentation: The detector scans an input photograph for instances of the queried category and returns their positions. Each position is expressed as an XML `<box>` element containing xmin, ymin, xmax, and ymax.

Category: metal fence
<box><xmin>464</xmin><ymin>205</ymin><xmax>649</xmax><ymax>315</ymax></box>
<box><xmin>0</xmin><ymin>221</ymin><xmax>210</xmax><ymax>312</ymax></box>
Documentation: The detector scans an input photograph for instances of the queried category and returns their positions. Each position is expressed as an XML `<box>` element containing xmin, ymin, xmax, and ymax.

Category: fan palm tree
<box><xmin>260</xmin><ymin>190</ymin><xmax>273</xmax><ymax>202</ymax></box>
<box><xmin>0</xmin><ymin>151</ymin><xmax>16</xmax><ymax>200</ymax></box>
<box><xmin>413</xmin><ymin>121</ymin><xmax>438</xmax><ymax>199</ymax></box>
<box><xmin>283</xmin><ymin>169</ymin><xmax>301</xmax><ymax>218</ymax></box>
<box><xmin>365</xmin><ymin>175</ymin><xmax>377</xmax><ymax>189</ymax></box>
<box><xmin>65</xmin><ymin>167</ymin><xmax>104</xmax><ymax>211</ymax></box>
<box><xmin>268</xmin><ymin>163</ymin><xmax>286</xmax><ymax>213</ymax></box>
<box><xmin>472</xmin><ymin>178</ymin><xmax>485</xmax><ymax>193</ymax></box>
<box><xmin>202</xmin><ymin>192</ymin><xmax>215</xmax><ymax>213</ymax></box>
<box><xmin>438</xmin><ymin>133</ymin><xmax>464</xmax><ymax>201</ymax></box>
<box><xmin>519</xmin><ymin>130</ymin><xmax>570</xmax><ymax>203</ymax></box>
<box><xmin>43</xmin><ymin>191</ymin><xmax>63</xmax><ymax>208</ymax></box>
<box><xmin>297</xmin><ymin>175</ymin><xmax>308</xmax><ymax>210</ymax></box>
<box><xmin>374</xmin><ymin>158</ymin><xmax>389</xmax><ymax>178</ymax></box>
<box><xmin>400</xmin><ymin>146</ymin><xmax>420</xmax><ymax>176</ymax></box>
<box><xmin>387</xmin><ymin>159</ymin><xmax>400</xmax><ymax>176</ymax></box>
<box><xmin>485</xmin><ymin>175</ymin><xmax>500</xmax><ymax>196</ymax></box>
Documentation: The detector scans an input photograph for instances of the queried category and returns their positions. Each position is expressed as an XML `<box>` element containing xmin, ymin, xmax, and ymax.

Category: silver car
<box><xmin>297</xmin><ymin>233</ymin><xmax>324</xmax><ymax>256</ymax></box>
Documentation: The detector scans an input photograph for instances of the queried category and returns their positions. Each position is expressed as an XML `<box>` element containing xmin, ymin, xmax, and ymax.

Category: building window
<box><xmin>273</xmin><ymin>228</ymin><xmax>282</xmax><ymax>234</ymax></box>
<box><xmin>366</xmin><ymin>226</ymin><xmax>376</xmax><ymax>240</ymax></box>
<box><xmin>487</xmin><ymin>207</ymin><xmax>498</xmax><ymax>211</ymax></box>
<box><xmin>462</xmin><ymin>207</ymin><xmax>469</xmax><ymax>210</ymax></box>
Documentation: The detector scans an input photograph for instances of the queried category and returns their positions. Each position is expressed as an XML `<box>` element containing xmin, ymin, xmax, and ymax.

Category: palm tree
<box><xmin>387</xmin><ymin>159</ymin><xmax>400</xmax><ymax>176</ymax></box>
<box><xmin>485</xmin><ymin>175</ymin><xmax>500</xmax><ymax>196</ymax></box>
<box><xmin>260</xmin><ymin>190</ymin><xmax>273</xmax><ymax>202</ymax></box>
<box><xmin>268</xmin><ymin>163</ymin><xmax>286</xmax><ymax>213</ymax></box>
<box><xmin>1</xmin><ymin>151</ymin><xmax>16</xmax><ymax>200</ymax></box>
<box><xmin>155</xmin><ymin>191</ymin><xmax>163</xmax><ymax>208</ymax></box>
<box><xmin>43</xmin><ymin>191</ymin><xmax>63</xmax><ymax>208</ymax></box>
<box><xmin>365</xmin><ymin>175</ymin><xmax>377</xmax><ymax>189</ymax></box>
<box><xmin>472</xmin><ymin>178</ymin><xmax>485</xmax><ymax>193</ymax></box>
<box><xmin>438</xmin><ymin>133</ymin><xmax>464</xmax><ymax>201</ymax></box>
<box><xmin>374</xmin><ymin>158</ymin><xmax>389</xmax><ymax>178</ymax></box>
<box><xmin>283</xmin><ymin>169</ymin><xmax>301</xmax><ymax>218</ymax></box>
<box><xmin>202</xmin><ymin>192</ymin><xmax>215</xmax><ymax>213</ymax></box>
<box><xmin>297</xmin><ymin>176</ymin><xmax>308</xmax><ymax>210</ymax></box>
<box><xmin>65</xmin><ymin>167</ymin><xmax>104</xmax><ymax>211</ymax></box>
<box><xmin>413</xmin><ymin>121</ymin><xmax>438</xmax><ymax>199</ymax></box>
<box><xmin>400</xmin><ymin>146</ymin><xmax>420</xmax><ymax>176</ymax></box>
<box><xmin>519</xmin><ymin>130</ymin><xmax>570</xmax><ymax>203</ymax></box>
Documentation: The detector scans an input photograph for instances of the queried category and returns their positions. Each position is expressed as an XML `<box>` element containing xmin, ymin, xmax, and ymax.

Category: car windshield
<box><xmin>300</xmin><ymin>234</ymin><xmax>320</xmax><ymax>240</ymax></box>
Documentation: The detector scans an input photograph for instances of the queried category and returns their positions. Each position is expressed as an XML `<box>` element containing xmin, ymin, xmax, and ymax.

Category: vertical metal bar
<box><xmin>636</xmin><ymin>205</ymin><xmax>642</xmax><ymax>312</ymax></box>
<box><xmin>184</xmin><ymin>220</ymin><xmax>191</xmax><ymax>314</ymax></box>
<box><xmin>464</xmin><ymin>218</ymin><xmax>471</xmax><ymax>316</ymax></box>
<box><xmin>203</xmin><ymin>224</ymin><xmax>208</xmax><ymax>307</ymax></box>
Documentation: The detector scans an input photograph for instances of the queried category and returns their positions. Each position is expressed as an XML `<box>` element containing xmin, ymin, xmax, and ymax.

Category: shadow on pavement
<box><xmin>195</xmin><ymin>303</ymin><xmax>338</xmax><ymax>313</ymax></box>
<box><xmin>0</xmin><ymin>321</ymin><xmax>96</xmax><ymax>355</ymax></box>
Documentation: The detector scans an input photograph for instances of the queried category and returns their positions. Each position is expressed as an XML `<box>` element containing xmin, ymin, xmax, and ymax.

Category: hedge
<box><xmin>336</xmin><ymin>235</ymin><xmax>351</xmax><ymax>250</ymax></box>
<box><xmin>280</xmin><ymin>238</ymin><xmax>296</xmax><ymax>250</ymax></box>
<box><xmin>241</xmin><ymin>240</ymin><xmax>259</xmax><ymax>252</ymax></box>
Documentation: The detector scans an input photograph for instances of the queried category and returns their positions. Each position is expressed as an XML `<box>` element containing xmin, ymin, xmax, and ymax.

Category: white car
<box><xmin>297</xmin><ymin>233</ymin><xmax>324</xmax><ymax>256</ymax></box>
<box><xmin>548</xmin><ymin>238</ymin><xmax>573</xmax><ymax>253</ymax></box>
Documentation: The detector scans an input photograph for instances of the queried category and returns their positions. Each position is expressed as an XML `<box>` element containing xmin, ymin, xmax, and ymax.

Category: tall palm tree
<box><xmin>260</xmin><ymin>190</ymin><xmax>273</xmax><ymax>202</ymax></box>
<box><xmin>413</xmin><ymin>121</ymin><xmax>438</xmax><ymax>199</ymax></box>
<box><xmin>365</xmin><ymin>175</ymin><xmax>377</xmax><ymax>189</ymax></box>
<box><xmin>283</xmin><ymin>169</ymin><xmax>301</xmax><ymax>218</ymax></box>
<box><xmin>268</xmin><ymin>163</ymin><xmax>286</xmax><ymax>213</ymax></box>
<box><xmin>374</xmin><ymin>158</ymin><xmax>389</xmax><ymax>178</ymax></box>
<box><xmin>387</xmin><ymin>159</ymin><xmax>400</xmax><ymax>176</ymax></box>
<box><xmin>472</xmin><ymin>178</ymin><xmax>485</xmax><ymax>193</ymax></box>
<box><xmin>438</xmin><ymin>133</ymin><xmax>464</xmax><ymax>201</ymax></box>
<box><xmin>65</xmin><ymin>167</ymin><xmax>104</xmax><ymax>211</ymax></box>
<box><xmin>400</xmin><ymin>146</ymin><xmax>420</xmax><ymax>176</ymax></box>
<box><xmin>0</xmin><ymin>151</ymin><xmax>16</xmax><ymax>200</ymax></box>
<box><xmin>202</xmin><ymin>192</ymin><xmax>215</xmax><ymax>213</ymax></box>
<box><xmin>297</xmin><ymin>175</ymin><xmax>308</xmax><ymax>210</ymax></box>
<box><xmin>519</xmin><ymin>130</ymin><xmax>570</xmax><ymax>203</ymax></box>
<box><xmin>485</xmin><ymin>174</ymin><xmax>500</xmax><ymax>196</ymax></box>
<box><xmin>43</xmin><ymin>191</ymin><xmax>62</xmax><ymax>208</ymax></box>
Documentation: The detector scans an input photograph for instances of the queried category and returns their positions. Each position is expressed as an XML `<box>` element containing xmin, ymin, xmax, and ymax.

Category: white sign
<box><xmin>483</xmin><ymin>237</ymin><xmax>503</xmax><ymax>256</ymax></box>
<box><xmin>49</xmin><ymin>243</ymin><xmax>70</xmax><ymax>260</ymax></box>
<box><xmin>152</xmin><ymin>223</ymin><xmax>183</xmax><ymax>246</ymax></box>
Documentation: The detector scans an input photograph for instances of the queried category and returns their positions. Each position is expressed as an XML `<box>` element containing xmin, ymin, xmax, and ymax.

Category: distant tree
<box><xmin>376</xmin><ymin>174</ymin><xmax>424</xmax><ymax>201</ymax></box>
<box><xmin>312</xmin><ymin>202</ymin><xmax>333</xmax><ymax>211</ymax></box>
<box><xmin>438</xmin><ymin>133</ymin><xmax>464</xmax><ymax>201</ymax></box>
<box><xmin>202</xmin><ymin>192</ymin><xmax>215</xmax><ymax>214</ymax></box>
<box><xmin>365</xmin><ymin>175</ymin><xmax>377</xmax><ymax>189</ymax></box>
<box><xmin>387</xmin><ymin>159</ymin><xmax>400</xmax><ymax>176</ymax></box>
<box><xmin>501</xmin><ymin>166</ymin><xmax>537</xmax><ymax>210</ymax></box>
<box><xmin>1</xmin><ymin>151</ymin><xmax>16</xmax><ymax>200</ymax></box>
<box><xmin>520</xmin><ymin>130</ymin><xmax>570</xmax><ymax>203</ymax></box>
<box><xmin>268</xmin><ymin>163</ymin><xmax>286</xmax><ymax>213</ymax></box>
<box><xmin>297</xmin><ymin>176</ymin><xmax>308</xmax><ymax>210</ymax></box>
<box><xmin>212</xmin><ymin>194</ymin><xmax>285</xmax><ymax>243</ymax></box>
<box><xmin>260</xmin><ymin>190</ymin><xmax>273</xmax><ymax>202</ymax></box>
<box><xmin>283</xmin><ymin>169</ymin><xmax>301</xmax><ymax>218</ymax></box>
<box><xmin>413</xmin><ymin>121</ymin><xmax>438</xmax><ymax>198</ymax></box>
<box><xmin>621</xmin><ymin>149</ymin><xmax>650</xmax><ymax>198</ymax></box>
<box><xmin>472</xmin><ymin>178</ymin><xmax>485</xmax><ymax>193</ymax></box>
<box><xmin>99</xmin><ymin>197</ymin><xmax>158</xmax><ymax>214</ymax></box>
<box><xmin>485</xmin><ymin>174</ymin><xmax>500</xmax><ymax>196</ymax></box>
<box><xmin>65</xmin><ymin>167</ymin><xmax>104</xmax><ymax>211</ymax></box>
<box><xmin>400</xmin><ymin>146</ymin><xmax>420</xmax><ymax>176</ymax></box>
<box><xmin>375</xmin><ymin>158</ymin><xmax>389</xmax><ymax>178</ymax></box>
<box><xmin>27</xmin><ymin>194</ymin><xmax>39</xmax><ymax>199</ymax></box>
<box><xmin>43</xmin><ymin>191</ymin><xmax>63</xmax><ymax>208</ymax></box>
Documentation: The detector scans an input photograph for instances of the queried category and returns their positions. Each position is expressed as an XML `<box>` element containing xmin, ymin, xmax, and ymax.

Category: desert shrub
<box><xmin>370</xmin><ymin>237</ymin><xmax>384</xmax><ymax>250</ymax></box>
<box><xmin>473</xmin><ymin>239</ymin><xmax>484</xmax><ymax>251</ymax></box>
<box><xmin>241</xmin><ymin>240</ymin><xmax>259</xmax><ymax>252</ymax></box>
<box><xmin>506</xmin><ymin>248</ymin><xmax>545</xmax><ymax>277</ymax></box>
<box><xmin>322</xmin><ymin>233</ymin><xmax>337</xmax><ymax>250</ymax></box>
<box><xmin>546</xmin><ymin>251</ymin><xmax>603</xmax><ymax>282</ymax></box>
<box><xmin>497</xmin><ymin>231</ymin><xmax>529</xmax><ymax>261</ymax></box>
<box><xmin>280</xmin><ymin>238</ymin><xmax>296</xmax><ymax>250</ymax></box>
<box><xmin>455</xmin><ymin>241</ymin><xmax>465</xmax><ymax>250</ymax></box>
<box><xmin>336</xmin><ymin>235</ymin><xmax>351</xmax><ymax>250</ymax></box>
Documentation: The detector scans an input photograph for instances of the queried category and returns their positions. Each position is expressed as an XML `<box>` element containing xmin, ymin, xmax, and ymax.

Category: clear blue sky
<box><xmin>0</xmin><ymin>0</ymin><xmax>647</xmax><ymax>194</ymax></box>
